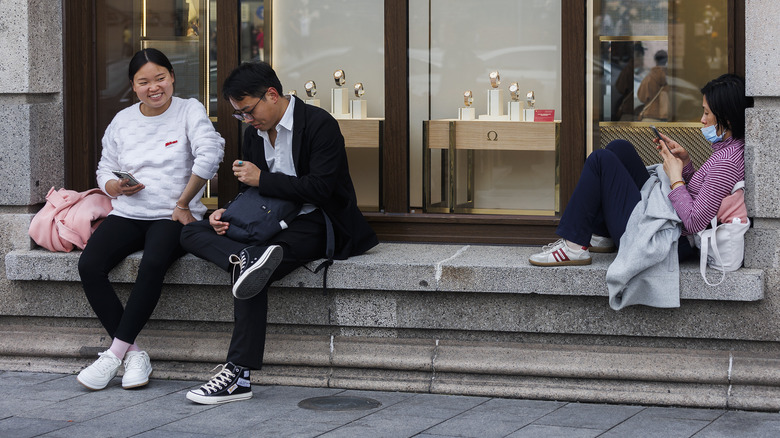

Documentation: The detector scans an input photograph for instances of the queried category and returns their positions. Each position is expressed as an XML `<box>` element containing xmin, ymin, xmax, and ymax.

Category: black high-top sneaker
<box><xmin>186</xmin><ymin>362</ymin><xmax>252</xmax><ymax>405</ymax></box>
<box><xmin>228</xmin><ymin>245</ymin><xmax>283</xmax><ymax>299</ymax></box>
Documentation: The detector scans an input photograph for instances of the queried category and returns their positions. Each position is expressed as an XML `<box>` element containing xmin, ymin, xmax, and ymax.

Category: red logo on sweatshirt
<box><xmin>165</xmin><ymin>140</ymin><xmax>178</xmax><ymax>147</ymax></box>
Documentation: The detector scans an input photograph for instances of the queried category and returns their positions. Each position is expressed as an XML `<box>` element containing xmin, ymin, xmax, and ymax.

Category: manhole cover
<box><xmin>298</xmin><ymin>396</ymin><xmax>382</xmax><ymax>411</ymax></box>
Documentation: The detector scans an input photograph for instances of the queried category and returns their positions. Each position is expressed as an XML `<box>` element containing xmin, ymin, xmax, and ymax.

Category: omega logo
<box><xmin>486</xmin><ymin>130</ymin><xmax>498</xmax><ymax>141</ymax></box>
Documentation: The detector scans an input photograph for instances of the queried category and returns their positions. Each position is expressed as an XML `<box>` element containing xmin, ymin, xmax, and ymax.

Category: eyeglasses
<box><xmin>232</xmin><ymin>94</ymin><xmax>265</xmax><ymax>121</ymax></box>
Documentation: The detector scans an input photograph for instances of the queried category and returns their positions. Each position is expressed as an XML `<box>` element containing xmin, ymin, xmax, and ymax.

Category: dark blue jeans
<box><xmin>557</xmin><ymin>140</ymin><xmax>649</xmax><ymax>247</ymax></box>
<box><xmin>557</xmin><ymin>139</ymin><xmax>697</xmax><ymax>262</ymax></box>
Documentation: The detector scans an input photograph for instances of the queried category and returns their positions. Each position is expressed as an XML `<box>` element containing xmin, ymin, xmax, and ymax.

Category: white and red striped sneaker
<box><xmin>528</xmin><ymin>239</ymin><xmax>592</xmax><ymax>266</ymax></box>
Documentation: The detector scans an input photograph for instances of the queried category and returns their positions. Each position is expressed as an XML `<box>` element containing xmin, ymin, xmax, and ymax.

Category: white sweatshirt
<box><xmin>97</xmin><ymin>97</ymin><xmax>225</xmax><ymax>221</ymax></box>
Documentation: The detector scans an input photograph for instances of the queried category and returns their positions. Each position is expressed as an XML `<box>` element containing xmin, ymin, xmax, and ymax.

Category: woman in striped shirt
<box><xmin>529</xmin><ymin>74</ymin><xmax>751</xmax><ymax>267</ymax></box>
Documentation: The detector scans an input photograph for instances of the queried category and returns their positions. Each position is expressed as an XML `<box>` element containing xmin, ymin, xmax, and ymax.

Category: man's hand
<box><xmin>209</xmin><ymin>208</ymin><xmax>229</xmax><ymax>235</ymax></box>
<box><xmin>232</xmin><ymin>160</ymin><xmax>260</xmax><ymax>186</ymax></box>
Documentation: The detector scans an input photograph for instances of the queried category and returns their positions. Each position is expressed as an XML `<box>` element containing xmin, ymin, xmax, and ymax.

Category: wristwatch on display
<box><xmin>354</xmin><ymin>82</ymin><xmax>365</xmax><ymax>98</ymax></box>
<box><xmin>464</xmin><ymin>90</ymin><xmax>473</xmax><ymax>107</ymax></box>
<box><xmin>334</xmin><ymin>69</ymin><xmax>346</xmax><ymax>87</ymax></box>
<box><xmin>304</xmin><ymin>80</ymin><xmax>317</xmax><ymax>97</ymax></box>
<box><xmin>509</xmin><ymin>82</ymin><xmax>520</xmax><ymax>101</ymax></box>
<box><xmin>526</xmin><ymin>91</ymin><xmax>536</xmax><ymax>108</ymax></box>
<box><xmin>489</xmin><ymin>71</ymin><xmax>500</xmax><ymax>88</ymax></box>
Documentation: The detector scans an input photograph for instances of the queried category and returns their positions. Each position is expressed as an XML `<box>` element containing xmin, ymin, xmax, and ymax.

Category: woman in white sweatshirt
<box><xmin>76</xmin><ymin>48</ymin><xmax>224</xmax><ymax>391</ymax></box>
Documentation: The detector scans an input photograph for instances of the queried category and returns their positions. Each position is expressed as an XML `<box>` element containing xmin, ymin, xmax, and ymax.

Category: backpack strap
<box><xmin>312</xmin><ymin>211</ymin><xmax>334</xmax><ymax>295</ymax></box>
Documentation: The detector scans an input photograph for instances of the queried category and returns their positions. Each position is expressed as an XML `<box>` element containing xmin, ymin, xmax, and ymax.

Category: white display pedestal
<box><xmin>458</xmin><ymin>107</ymin><xmax>476</xmax><ymax>120</ymax></box>
<box><xmin>304</xmin><ymin>99</ymin><xmax>321</xmax><ymax>108</ymax></box>
<box><xmin>350</xmin><ymin>99</ymin><xmax>368</xmax><ymax>119</ymax></box>
<box><xmin>524</xmin><ymin>109</ymin><xmax>535</xmax><ymax>121</ymax></box>
<box><xmin>478</xmin><ymin>89</ymin><xmax>509</xmax><ymax>121</ymax></box>
<box><xmin>507</xmin><ymin>101</ymin><xmax>522</xmax><ymax>121</ymax></box>
<box><xmin>331</xmin><ymin>88</ymin><xmax>351</xmax><ymax>119</ymax></box>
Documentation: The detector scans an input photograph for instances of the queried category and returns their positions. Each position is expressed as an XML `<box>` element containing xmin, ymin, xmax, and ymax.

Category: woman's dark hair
<box><xmin>128</xmin><ymin>48</ymin><xmax>174</xmax><ymax>81</ymax></box>
<box><xmin>222</xmin><ymin>62</ymin><xmax>283</xmax><ymax>101</ymax></box>
<box><xmin>700</xmin><ymin>74</ymin><xmax>753</xmax><ymax>140</ymax></box>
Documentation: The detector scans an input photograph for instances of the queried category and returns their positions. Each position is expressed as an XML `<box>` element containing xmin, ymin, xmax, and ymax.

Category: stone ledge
<box><xmin>4</xmin><ymin>243</ymin><xmax>765</xmax><ymax>301</ymax></box>
<box><xmin>1</xmin><ymin>325</ymin><xmax>779</xmax><ymax>410</ymax></box>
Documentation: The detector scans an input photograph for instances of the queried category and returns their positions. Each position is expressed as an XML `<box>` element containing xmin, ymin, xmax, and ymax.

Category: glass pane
<box><xmin>95</xmin><ymin>0</ymin><xmax>220</xmax><ymax>206</ymax></box>
<box><xmin>259</xmin><ymin>0</ymin><xmax>385</xmax><ymax>211</ymax></box>
<box><xmin>413</xmin><ymin>0</ymin><xmax>562</xmax><ymax>214</ymax></box>
<box><xmin>239</xmin><ymin>1</ymin><xmax>267</xmax><ymax>62</ymax></box>
<box><xmin>588</xmin><ymin>0</ymin><xmax>730</xmax><ymax>164</ymax></box>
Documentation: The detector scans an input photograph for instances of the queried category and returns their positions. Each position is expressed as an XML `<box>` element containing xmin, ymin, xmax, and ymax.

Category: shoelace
<box><xmin>124</xmin><ymin>352</ymin><xmax>147</xmax><ymax>370</ymax></box>
<box><xmin>200</xmin><ymin>364</ymin><xmax>236</xmax><ymax>394</ymax></box>
<box><xmin>540</xmin><ymin>238</ymin><xmax>566</xmax><ymax>254</ymax></box>
<box><xmin>92</xmin><ymin>351</ymin><xmax>120</xmax><ymax>373</ymax></box>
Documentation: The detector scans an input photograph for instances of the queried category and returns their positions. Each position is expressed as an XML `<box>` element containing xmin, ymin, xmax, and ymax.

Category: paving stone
<box><xmin>318</xmin><ymin>415</ymin><xmax>443</xmax><ymax>438</ymax></box>
<box><xmin>531</xmin><ymin>402</ymin><xmax>645</xmax><ymax>430</ymax></box>
<box><xmin>599</xmin><ymin>413</ymin><xmax>710</xmax><ymax>438</ymax></box>
<box><xmin>506</xmin><ymin>424</ymin><xmax>602</xmax><ymax>438</ymax></box>
<box><xmin>694</xmin><ymin>410</ymin><xmax>780</xmax><ymax>437</ymax></box>
<box><xmin>0</xmin><ymin>416</ymin><xmax>70</xmax><ymax>438</ymax></box>
<box><xmin>422</xmin><ymin>406</ymin><xmax>544</xmax><ymax>438</ymax></box>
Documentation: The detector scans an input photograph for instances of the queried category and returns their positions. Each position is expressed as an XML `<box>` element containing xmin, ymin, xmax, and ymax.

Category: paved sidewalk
<box><xmin>2</xmin><ymin>371</ymin><xmax>780</xmax><ymax>437</ymax></box>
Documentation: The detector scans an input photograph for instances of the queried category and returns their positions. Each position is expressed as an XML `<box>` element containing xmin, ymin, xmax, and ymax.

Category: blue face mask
<box><xmin>701</xmin><ymin>124</ymin><xmax>724</xmax><ymax>143</ymax></box>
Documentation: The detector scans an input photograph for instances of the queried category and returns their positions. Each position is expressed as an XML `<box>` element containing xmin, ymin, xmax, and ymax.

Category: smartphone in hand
<box><xmin>112</xmin><ymin>170</ymin><xmax>141</xmax><ymax>186</ymax></box>
<box><xmin>649</xmin><ymin>126</ymin><xmax>672</xmax><ymax>153</ymax></box>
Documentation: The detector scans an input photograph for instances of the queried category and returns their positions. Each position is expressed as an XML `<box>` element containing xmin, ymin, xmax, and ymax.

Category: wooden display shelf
<box><xmin>426</xmin><ymin>119</ymin><xmax>559</xmax><ymax>151</ymax></box>
<box><xmin>337</xmin><ymin>118</ymin><xmax>383</xmax><ymax>149</ymax></box>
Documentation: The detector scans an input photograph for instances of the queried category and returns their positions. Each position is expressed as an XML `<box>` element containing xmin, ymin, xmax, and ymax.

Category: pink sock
<box><xmin>108</xmin><ymin>338</ymin><xmax>134</xmax><ymax>360</ymax></box>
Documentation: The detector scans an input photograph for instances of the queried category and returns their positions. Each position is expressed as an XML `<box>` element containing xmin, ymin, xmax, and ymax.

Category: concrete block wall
<box><xmin>0</xmin><ymin>0</ymin><xmax>64</xmax><ymax>205</ymax></box>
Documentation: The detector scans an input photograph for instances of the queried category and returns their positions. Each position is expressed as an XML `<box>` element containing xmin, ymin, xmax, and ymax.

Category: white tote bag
<box><xmin>693</xmin><ymin>181</ymin><xmax>750</xmax><ymax>286</ymax></box>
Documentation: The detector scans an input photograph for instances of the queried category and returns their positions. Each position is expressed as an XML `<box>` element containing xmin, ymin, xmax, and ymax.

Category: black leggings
<box><xmin>78</xmin><ymin>215</ymin><xmax>185</xmax><ymax>344</ymax></box>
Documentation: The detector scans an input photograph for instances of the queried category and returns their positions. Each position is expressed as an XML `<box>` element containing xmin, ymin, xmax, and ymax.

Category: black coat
<box><xmin>239</xmin><ymin>95</ymin><xmax>378</xmax><ymax>259</ymax></box>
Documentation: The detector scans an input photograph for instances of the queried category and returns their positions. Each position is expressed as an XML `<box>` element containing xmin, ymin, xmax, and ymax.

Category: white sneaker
<box><xmin>122</xmin><ymin>350</ymin><xmax>153</xmax><ymax>389</ymax></box>
<box><xmin>77</xmin><ymin>350</ymin><xmax>122</xmax><ymax>390</ymax></box>
<box><xmin>589</xmin><ymin>234</ymin><xmax>616</xmax><ymax>253</ymax></box>
<box><xmin>529</xmin><ymin>239</ymin><xmax>592</xmax><ymax>266</ymax></box>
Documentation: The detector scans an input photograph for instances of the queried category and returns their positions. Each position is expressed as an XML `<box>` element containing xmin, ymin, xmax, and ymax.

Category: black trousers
<box><xmin>180</xmin><ymin>210</ymin><xmax>327</xmax><ymax>369</ymax></box>
<box><xmin>78</xmin><ymin>215</ymin><xmax>185</xmax><ymax>344</ymax></box>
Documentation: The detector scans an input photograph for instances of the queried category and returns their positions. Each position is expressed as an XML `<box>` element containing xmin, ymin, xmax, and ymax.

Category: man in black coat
<box><xmin>180</xmin><ymin>62</ymin><xmax>377</xmax><ymax>405</ymax></box>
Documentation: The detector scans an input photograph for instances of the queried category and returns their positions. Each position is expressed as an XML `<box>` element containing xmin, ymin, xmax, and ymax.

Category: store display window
<box><xmin>411</xmin><ymin>0</ymin><xmax>563</xmax><ymax>215</ymax></box>
<box><xmin>262</xmin><ymin>0</ymin><xmax>385</xmax><ymax>211</ymax></box>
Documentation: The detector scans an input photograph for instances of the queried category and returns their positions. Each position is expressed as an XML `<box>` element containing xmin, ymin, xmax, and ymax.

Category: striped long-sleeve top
<box><xmin>667</xmin><ymin>136</ymin><xmax>745</xmax><ymax>235</ymax></box>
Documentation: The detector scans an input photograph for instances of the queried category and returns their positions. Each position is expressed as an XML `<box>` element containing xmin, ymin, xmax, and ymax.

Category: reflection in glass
<box><xmin>590</xmin><ymin>0</ymin><xmax>730</xmax><ymax>160</ymax></box>
<box><xmin>239</xmin><ymin>1</ymin><xmax>266</xmax><ymax>62</ymax></box>
<box><xmin>95</xmin><ymin>0</ymin><xmax>220</xmax><ymax>205</ymax></box>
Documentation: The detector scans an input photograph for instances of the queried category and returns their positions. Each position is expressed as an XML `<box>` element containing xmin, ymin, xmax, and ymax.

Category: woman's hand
<box><xmin>209</xmin><ymin>208</ymin><xmax>229</xmax><ymax>235</ymax></box>
<box><xmin>654</xmin><ymin>133</ymin><xmax>691</xmax><ymax>167</ymax></box>
<box><xmin>172</xmin><ymin>206</ymin><xmax>196</xmax><ymax>225</ymax></box>
<box><xmin>659</xmin><ymin>140</ymin><xmax>684</xmax><ymax>185</ymax></box>
<box><xmin>232</xmin><ymin>160</ymin><xmax>260</xmax><ymax>187</ymax></box>
<box><xmin>107</xmin><ymin>178</ymin><xmax>145</xmax><ymax>197</ymax></box>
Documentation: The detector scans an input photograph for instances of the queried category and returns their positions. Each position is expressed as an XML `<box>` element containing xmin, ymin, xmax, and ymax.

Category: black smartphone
<box><xmin>649</xmin><ymin>126</ymin><xmax>672</xmax><ymax>153</ymax></box>
<box><xmin>112</xmin><ymin>170</ymin><xmax>141</xmax><ymax>186</ymax></box>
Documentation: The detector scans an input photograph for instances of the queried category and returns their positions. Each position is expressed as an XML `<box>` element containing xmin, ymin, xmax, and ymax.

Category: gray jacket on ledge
<box><xmin>607</xmin><ymin>164</ymin><xmax>682</xmax><ymax>310</ymax></box>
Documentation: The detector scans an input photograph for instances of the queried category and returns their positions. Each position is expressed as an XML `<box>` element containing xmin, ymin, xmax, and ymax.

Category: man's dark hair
<box><xmin>222</xmin><ymin>62</ymin><xmax>283</xmax><ymax>101</ymax></box>
<box><xmin>701</xmin><ymin>74</ymin><xmax>753</xmax><ymax>140</ymax></box>
<box><xmin>128</xmin><ymin>48</ymin><xmax>174</xmax><ymax>81</ymax></box>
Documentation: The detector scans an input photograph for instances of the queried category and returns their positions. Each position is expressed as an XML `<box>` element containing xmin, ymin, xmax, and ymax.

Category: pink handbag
<box><xmin>28</xmin><ymin>187</ymin><xmax>113</xmax><ymax>252</ymax></box>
